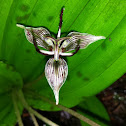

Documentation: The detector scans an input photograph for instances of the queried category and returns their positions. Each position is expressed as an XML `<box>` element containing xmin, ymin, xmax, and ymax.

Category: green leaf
<box><xmin>0</xmin><ymin>62</ymin><xmax>23</xmax><ymax>93</ymax></box>
<box><xmin>0</xmin><ymin>0</ymin><xmax>126</xmax><ymax>110</ymax></box>
<box><xmin>0</xmin><ymin>62</ymin><xmax>23</xmax><ymax>125</ymax></box>
<box><xmin>77</xmin><ymin>96</ymin><xmax>110</xmax><ymax>126</ymax></box>
<box><xmin>61</xmin><ymin>0</ymin><xmax>126</xmax><ymax>98</ymax></box>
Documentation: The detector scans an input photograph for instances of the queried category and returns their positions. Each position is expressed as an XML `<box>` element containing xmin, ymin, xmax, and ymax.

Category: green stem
<box><xmin>26</xmin><ymin>90</ymin><xmax>100</xmax><ymax>126</ymax></box>
<box><xmin>12</xmin><ymin>91</ymin><xmax>24</xmax><ymax>126</ymax></box>
<box><xmin>29</xmin><ymin>113</ymin><xmax>39</xmax><ymax>126</ymax></box>
<box><xmin>57</xmin><ymin>105</ymin><xmax>100</xmax><ymax>126</ymax></box>
<box><xmin>17</xmin><ymin>89</ymin><xmax>59</xmax><ymax>126</ymax></box>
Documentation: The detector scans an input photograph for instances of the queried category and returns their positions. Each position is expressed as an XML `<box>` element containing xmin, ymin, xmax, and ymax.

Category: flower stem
<box><xmin>17</xmin><ymin>89</ymin><xmax>59</xmax><ymax>126</ymax></box>
<box><xmin>12</xmin><ymin>91</ymin><xmax>24</xmax><ymax>126</ymax></box>
<box><xmin>57</xmin><ymin>105</ymin><xmax>100</xmax><ymax>126</ymax></box>
<box><xmin>29</xmin><ymin>113</ymin><xmax>39</xmax><ymax>126</ymax></box>
<box><xmin>26</xmin><ymin>90</ymin><xmax>100</xmax><ymax>126</ymax></box>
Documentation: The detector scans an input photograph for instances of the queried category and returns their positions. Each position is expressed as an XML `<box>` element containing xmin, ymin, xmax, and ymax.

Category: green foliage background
<box><xmin>0</xmin><ymin>0</ymin><xmax>126</xmax><ymax>125</ymax></box>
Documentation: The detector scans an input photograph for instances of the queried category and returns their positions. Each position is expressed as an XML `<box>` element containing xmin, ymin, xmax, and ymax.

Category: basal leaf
<box><xmin>0</xmin><ymin>62</ymin><xmax>23</xmax><ymax>125</ymax></box>
<box><xmin>0</xmin><ymin>62</ymin><xmax>23</xmax><ymax>93</ymax></box>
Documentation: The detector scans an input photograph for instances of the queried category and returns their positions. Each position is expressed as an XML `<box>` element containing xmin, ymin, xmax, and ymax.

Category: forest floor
<box><xmin>97</xmin><ymin>73</ymin><xmax>126</xmax><ymax>126</ymax></box>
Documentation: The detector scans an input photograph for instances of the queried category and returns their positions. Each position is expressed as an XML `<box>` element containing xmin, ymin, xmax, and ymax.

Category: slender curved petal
<box><xmin>60</xmin><ymin>32</ymin><xmax>106</xmax><ymax>52</ymax></box>
<box><xmin>16</xmin><ymin>24</ymin><xmax>54</xmax><ymax>50</ymax></box>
